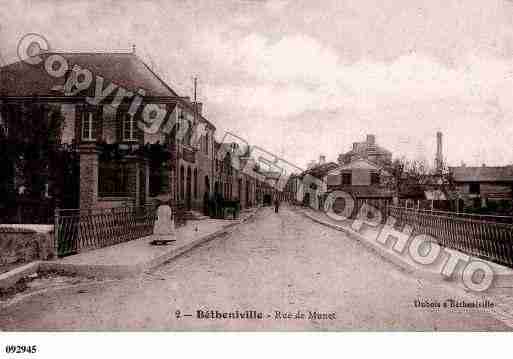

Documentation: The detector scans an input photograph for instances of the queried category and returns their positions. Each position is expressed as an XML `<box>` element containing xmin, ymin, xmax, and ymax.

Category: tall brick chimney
<box><xmin>435</xmin><ymin>131</ymin><xmax>443</xmax><ymax>171</ymax></box>
<box><xmin>319</xmin><ymin>155</ymin><xmax>326</xmax><ymax>165</ymax></box>
<box><xmin>366</xmin><ymin>134</ymin><xmax>375</xmax><ymax>146</ymax></box>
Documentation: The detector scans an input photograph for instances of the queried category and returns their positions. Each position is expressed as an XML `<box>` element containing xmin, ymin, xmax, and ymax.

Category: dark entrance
<box><xmin>263</xmin><ymin>194</ymin><xmax>272</xmax><ymax>206</ymax></box>
<box><xmin>186</xmin><ymin>167</ymin><xmax>192</xmax><ymax>210</ymax></box>
<box><xmin>303</xmin><ymin>193</ymin><xmax>310</xmax><ymax>207</ymax></box>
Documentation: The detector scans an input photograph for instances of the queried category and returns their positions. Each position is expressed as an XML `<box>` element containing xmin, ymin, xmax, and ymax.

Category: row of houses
<box><xmin>0</xmin><ymin>49</ymin><xmax>280</xmax><ymax>217</ymax></box>
<box><xmin>2</xmin><ymin>49</ymin><xmax>511</xmax><ymax>219</ymax></box>
<box><xmin>298</xmin><ymin>134</ymin><xmax>513</xmax><ymax>216</ymax></box>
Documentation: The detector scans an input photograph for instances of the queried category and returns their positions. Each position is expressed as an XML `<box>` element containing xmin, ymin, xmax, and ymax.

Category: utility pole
<box><xmin>193</xmin><ymin>76</ymin><xmax>198</xmax><ymax>124</ymax></box>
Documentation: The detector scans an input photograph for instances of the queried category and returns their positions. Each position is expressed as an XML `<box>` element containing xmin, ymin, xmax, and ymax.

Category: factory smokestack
<box><xmin>435</xmin><ymin>131</ymin><xmax>443</xmax><ymax>172</ymax></box>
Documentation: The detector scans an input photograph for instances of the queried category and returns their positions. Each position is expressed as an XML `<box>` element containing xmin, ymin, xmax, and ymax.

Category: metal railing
<box><xmin>55</xmin><ymin>204</ymin><xmax>157</xmax><ymax>257</ymax></box>
<box><xmin>388</xmin><ymin>206</ymin><xmax>513</xmax><ymax>268</ymax></box>
<box><xmin>395</xmin><ymin>206</ymin><xmax>513</xmax><ymax>224</ymax></box>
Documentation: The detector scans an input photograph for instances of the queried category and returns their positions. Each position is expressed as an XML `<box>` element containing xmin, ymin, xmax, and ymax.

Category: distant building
<box><xmin>449</xmin><ymin>165</ymin><xmax>513</xmax><ymax>208</ymax></box>
<box><xmin>338</xmin><ymin>134</ymin><xmax>392</xmax><ymax>167</ymax></box>
<box><xmin>326</xmin><ymin>158</ymin><xmax>393</xmax><ymax>197</ymax></box>
<box><xmin>322</xmin><ymin>158</ymin><xmax>394</xmax><ymax>217</ymax></box>
<box><xmin>298</xmin><ymin>161</ymin><xmax>338</xmax><ymax>209</ymax></box>
<box><xmin>307</xmin><ymin>154</ymin><xmax>327</xmax><ymax>169</ymax></box>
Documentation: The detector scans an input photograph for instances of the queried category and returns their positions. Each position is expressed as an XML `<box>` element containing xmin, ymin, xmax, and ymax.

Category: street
<box><xmin>0</xmin><ymin>206</ymin><xmax>509</xmax><ymax>330</ymax></box>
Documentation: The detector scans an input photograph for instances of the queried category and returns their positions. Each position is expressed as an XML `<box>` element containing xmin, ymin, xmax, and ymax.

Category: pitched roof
<box><xmin>326</xmin><ymin>158</ymin><xmax>392</xmax><ymax>177</ymax></box>
<box><xmin>260</xmin><ymin>171</ymin><xmax>282</xmax><ymax>180</ymax></box>
<box><xmin>299</xmin><ymin>162</ymin><xmax>338</xmax><ymax>179</ymax></box>
<box><xmin>327</xmin><ymin>185</ymin><xmax>394</xmax><ymax>198</ymax></box>
<box><xmin>0</xmin><ymin>52</ymin><xmax>178</xmax><ymax>97</ymax></box>
<box><xmin>343</xmin><ymin>143</ymin><xmax>391</xmax><ymax>156</ymax></box>
<box><xmin>449</xmin><ymin>166</ymin><xmax>513</xmax><ymax>182</ymax></box>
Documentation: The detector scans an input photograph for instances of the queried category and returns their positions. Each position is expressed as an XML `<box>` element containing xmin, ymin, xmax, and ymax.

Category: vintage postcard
<box><xmin>1</xmin><ymin>0</ymin><xmax>513</xmax><ymax>338</ymax></box>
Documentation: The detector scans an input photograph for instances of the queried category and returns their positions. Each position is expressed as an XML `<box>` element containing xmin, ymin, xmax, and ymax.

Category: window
<box><xmin>182</xmin><ymin>119</ymin><xmax>192</xmax><ymax>145</ymax></box>
<box><xmin>0</xmin><ymin>108</ymin><xmax>7</xmax><ymax>137</ymax></box>
<box><xmin>193</xmin><ymin>168</ymin><xmax>198</xmax><ymax>199</ymax></box>
<box><xmin>179</xmin><ymin>166</ymin><xmax>185</xmax><ymax>200</ymax></box>
<box><xmin>123</xmin><ymin>113</ymin><xmax>137</xmax><ymax>141</ymax></box>
<box><xmin>371</xmin><ymin>172</ymin><xmax>380</xmax><ymax>185</ymax></box>
<box><xmin>342</xmin><ymin>172</ymin><xmax>352</xmax><ymax>185</ymax></box>
<box><xmin>469</xmin><ymin>183</ymin><xmax>480</xmax><ymax>194</ymax></box>
<box><xmin>205</xmin><ymin>133</ymin><xmax>209</xmax><ymax>155</ymax></box>
<box><xmin>81</xmin><ymin>111</ymin><xmax>96</xmax><ymax>141</ymax></box>
<box><xmin>99</xmin><ymin>161</ymin><xmax>129</xmax><ymax>197</ymax></box>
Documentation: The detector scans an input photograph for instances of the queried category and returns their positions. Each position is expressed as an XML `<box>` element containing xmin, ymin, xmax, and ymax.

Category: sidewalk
<box><xmin>32</xmin><ymin>207</ymin><xmax>259</xmax><ymax>279</ymax></box>
<box><xmin>295</xmin><ymin>206</ymin><xmax>513</xmax><ymax>293</ymax></box>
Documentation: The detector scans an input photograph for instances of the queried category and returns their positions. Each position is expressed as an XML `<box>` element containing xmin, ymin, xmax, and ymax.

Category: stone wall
<box><xmin>0</xmin><ymin>225</ymin><xmax>56</xmax><ymax>268</ymax></box>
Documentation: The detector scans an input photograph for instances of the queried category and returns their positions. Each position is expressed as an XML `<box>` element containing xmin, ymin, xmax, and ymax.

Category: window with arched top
<box><xmin>183</xmin><ymin>120</ymin><xmax>193</xmax><ymax>145</ymax></box>
<box><xmin>0</xmin><ymin>106</ymin><xmax>7</xmax><ymax>137</ymax></box>
<box><xmin>193</xmin><ymin>168</ymin><xmax>198</xmax><ymax>199</ymax></box>
<box><xmin>179</xmin><ymin>165</ymin><xmax>185</xmax><ymax>200</ymax></box>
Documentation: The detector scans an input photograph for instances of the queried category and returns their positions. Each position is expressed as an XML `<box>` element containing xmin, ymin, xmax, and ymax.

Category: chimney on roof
<box><xmin>132</xmin><ymin>44</ymin><xmax>136</xmax><ymax>54</ymax></box>
<box><xmin>352</xmin><ymin>142</ymin><xmax>358</xmax><ymax>151</ymax></box>
<box><xmin>319</xmin><ymin>155</ymin><xmax>326</xmax><ymax>165</ymax></box>
<box><xmin>482</xmin><ymin>163</ymin><xmax>486</xmax><ymax>167</ymax></box>
<box><xmin>366</xmin><ymin>134</ymin><xmax>375</xmax><ymax>146</ymax></box>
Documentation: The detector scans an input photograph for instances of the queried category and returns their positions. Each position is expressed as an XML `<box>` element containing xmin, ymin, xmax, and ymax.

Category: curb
<box><xmin>5</xmin><ymin>208</ymin><xmax>260</xmax><ymax>282</ymax></box>
<box><xmin>0</xmin><ymin>261</ymin><xmax>41</xmax><ymax>290</ymax></box>
<box><xmin>0</xmin><ymin>279</ymin><xmax>120</xmax><ymax>310</ymax></box>
<box><xmin>295</xmin><ymin>207</ymin><xmax>513</xmax><ymax>293</ymax></box>
<box><xmin>295</xmin><ymin>207</ymin><xmax>448</xmax><ymax>283</ymax></box>
<box><xmin>0</xmin><ymin>208</ymin><xmax>260</xmax><ymax>309</ymax></box>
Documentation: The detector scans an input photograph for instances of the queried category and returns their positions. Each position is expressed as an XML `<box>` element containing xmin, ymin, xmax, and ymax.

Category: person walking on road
<box><xmin>274</xmin><ymin>198</ymin><xmax>280</xmax><ymax>213</ymax></box>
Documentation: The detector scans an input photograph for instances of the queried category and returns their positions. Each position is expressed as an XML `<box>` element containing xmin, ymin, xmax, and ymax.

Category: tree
<box><xmin>0</xmin><ymin>101</ymin><xmax>66</xmax><ymax>201</ymax></box>
<box><xmin>385</xmin><ymin>157</ymin><xmax>431</xmax><ymax>202</ymax></box>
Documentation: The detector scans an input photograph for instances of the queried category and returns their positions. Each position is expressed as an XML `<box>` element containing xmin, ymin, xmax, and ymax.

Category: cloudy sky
<box><xmin>1</xmin><ymin>0</ymin><xmax>513</xmax><ymax>169</ymax></box>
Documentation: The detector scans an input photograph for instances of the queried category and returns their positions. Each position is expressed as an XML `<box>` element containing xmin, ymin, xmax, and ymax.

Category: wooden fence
<box><xmin>55</xmin><ymin>205</ymin><xmax>157</xmax><ymax>257</ymax></box>
<box><xmin>388</xmin><ymin>206</ymin><xmax>513</xmax><ymax>268</ymax></box>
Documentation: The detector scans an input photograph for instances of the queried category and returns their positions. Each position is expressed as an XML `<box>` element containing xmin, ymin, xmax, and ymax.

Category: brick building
<box><xmin>449</xmin><ymin>165</ymin><xmax>513</xmax><ymax>209</ymax></box>
<box><xmin>0</xmin><ymin>50</ymin><xmax>216</xmax><ymax>212</ymax></box>
<box><xmin>338</xmin><ymin>134</ymin><xmax>392</xmax><ymax>167</ymax></box>
<box><xmin>213</xmin><ymin>141</ymin><xmax>277</xmax><ymax>209</ymax></box>
<box><xmin>325</xmin><ymin>158</ymin><xmax>394</xmax><ymax>203</ymax></box>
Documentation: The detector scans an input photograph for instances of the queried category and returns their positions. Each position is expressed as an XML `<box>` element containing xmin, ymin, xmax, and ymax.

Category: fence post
<box><xmin>54</xmin><ymin>207</ymin><xmax>60</xmax><ymax>258</ymax></box>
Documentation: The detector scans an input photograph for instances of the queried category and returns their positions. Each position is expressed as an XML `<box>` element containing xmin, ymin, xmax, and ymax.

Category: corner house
<box><xmin>0</xmin><ymin>49</ymin><xmax>216</xmax><ymax>212</ymax></box>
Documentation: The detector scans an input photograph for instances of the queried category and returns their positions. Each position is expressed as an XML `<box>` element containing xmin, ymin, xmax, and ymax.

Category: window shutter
<box><xmin>95</xmin><ymin>106</ymin><xmax>103</xmax><ymax>141</ymax></box>
<box><xmin>75</xmin><ymin>105</ymin><xmax>82</xmax><ymax>144</ymax></box>
<box><xmin>136</xmin><ymin>113</ymin><xmax>144</xmax><ymax>144</ymax></box>
<box><xmin>115</xmin><ymin>108</ymin><xmax>123</xmax><ymax>143</ymax></box>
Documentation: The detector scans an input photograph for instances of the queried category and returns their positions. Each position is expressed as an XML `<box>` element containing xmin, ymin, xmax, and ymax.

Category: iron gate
<box><xmin>54</xmin><ymin>205</ymin><xmax>157</xmax><ymax>257</ymax></box>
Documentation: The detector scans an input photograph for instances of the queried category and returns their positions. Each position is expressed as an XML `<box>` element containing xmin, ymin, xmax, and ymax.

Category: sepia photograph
<box><xmin>1</xmin><ymin>0</ymin><xmax>513</xmax><ymax>343</ymax></box>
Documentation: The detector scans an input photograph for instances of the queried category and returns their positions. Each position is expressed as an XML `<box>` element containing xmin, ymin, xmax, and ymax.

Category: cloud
<box><xmin>195</xmin><ymin>30</ymin><xmax>513</xmax><ymax>166</ymax></box>
<box><xmin>1</xmin><ymin>0</ymin><xmax>513</xmax><ymax>167</ymax></box>
<box><xmin>201</xmin><ymin>32</ymin><xmax>513</xmax><ymax>115</ymax></box>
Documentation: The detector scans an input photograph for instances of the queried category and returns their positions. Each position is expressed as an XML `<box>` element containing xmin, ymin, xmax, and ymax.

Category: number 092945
<box><xmin>5</xmin><ymin>345</ymin><xmax>38</xmax><ymax>354</ymax></box>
